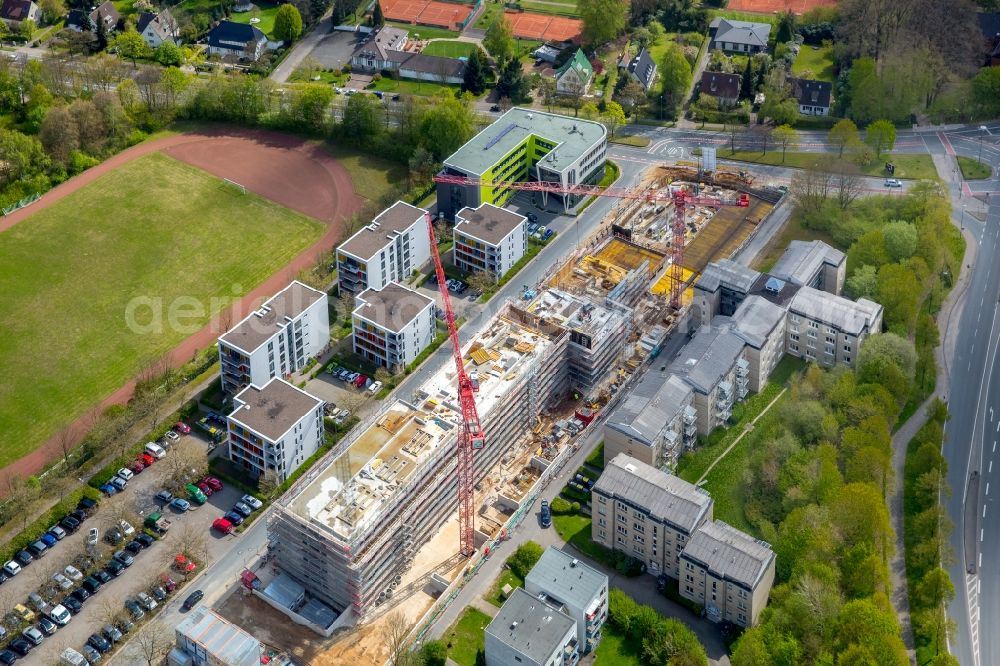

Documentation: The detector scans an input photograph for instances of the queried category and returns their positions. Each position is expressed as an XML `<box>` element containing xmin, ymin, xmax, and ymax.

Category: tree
<box><xmin>739</xmin><ymin>55</ymin><xmax>753</xmax><ymax>100</ymax></box>
<box><xmin>831</xmin><ymin>158</ymin><xmax>863</xmax><ymax>210</ymax></box>
<box><xmin>846</xmin><ymin>264</ymin><xmax>879</xmax><ymax>299</ymax></box>
<box><xmin>495</xmin><ymin>58</ymin><xmax>529</xmax><ymax>103</ymax></box>
<box><xmin>579</xmin><ymin>0</ymin><xmax>627</xmax><ymax>46</ymax></box>
<box><xmin>659</xmin><ymin>42</ymin><xmax>691</xmax><ymax>108</ymax></box>
<box><xmin>420</xmin><ymin>640</ymin><xmax>448</xmax><ymax>666</ymax></box>
<box><xmin>287</xmin><ymin>83</ymin><xmax>334</xmax><ymax>133</ymax></box>
<box><xmin>865</xmin><ymin>119</ymin><xmax>896</xmax><ymax>158</ymax></box>
<box><xmin>408</xmin><ymin>145</ymin><xmax>437</xmax><ymax>188</ymax></box>
<box><xmin>506</xmin><ymin>541</ymin><xmax>544</xmax><ymax>578</ymax></box>
<box><xmin>483</xmin><ymin>15</ymin><xmax>515</xmax><ymax>66</ymax></box>
<box><xmin>274</xmin><ymin>4</ymin><xmax>303</xmax><ymax>43</ymax></box>
<box><xmin>614</xmin><ymin>79</ymin><xmax>647</xmax><ymax>116</ymax></box>
<box><xmin>858</xmin><ymin>332</ymin><xmax>917</xmax><ymax>381</ymax></box>
<box><xmin>466</xmin><ymin>269</ymin><xmax>496</xmax><ymax>296</ymax></box>
<box><xmin>775</xmin><ymin>11</ymin><xmax>796</xmax><ymax>43</ymax></box>
<box><xmin>114</xmin><ymin>29</ymin><xmax>149</xmax><ymax>65</ymax></box>
<box><xmin>725</xmin><ymin>120</ymin><xmax>745</xmax><ymax>154</ymax></box>
<box><xmin>562</xmin><ymin>76</ymin><xmax>587</xmax><ymax>117</ymax></box>
<box><xmin>154</xmin><ymin>41</ymin><xmax>183</xmax><ymax>66</ymax></box>
<box><xmin>972</xmin><ymin>66</ymin><xmax>1000</xmax><ymax>117</ymax></box>
<box><xmin>790</xmin><ymin>159</ymin><xmax>832</xmax><ymax>214</ymax></box>
<box><xmin>135</xmin><ymin>626</ymin><xmax>173</xmax><ymax>665</ymax></box>
<box><xmin>874</xmin><ymin>264</ymin><xmax>921</xmax><ymax>334</ymax></box>
<box><xmin>38</xmin><ymin>0</ymin><xmax>66</xmax><ymax>24</ymax></box>
<box><xmin>462</xmin><ymin>47</ymin><xmax>488</xmax><ymax>95</ymax></box>
<box><xmin>0</xmin><ymin>128</ymin><xmax>46</xmax><ymax>186</ymax></box>
<box><xmin>537</xmin><ymin>76</ymin><xmax>556</xmax><ymax>110</ymax></box>
<box><xmin>760</xmin><ymin>96</ymin><xmax>799</xmax><ymax>125</ymax></box>
<box><xmin>419</xmin><ymin>97</ymin><xmax>474</xmax><ymax>160</ymax></box>
<box><xmin>773</xmin><ymin>124</ymin><xmax>798</xmax><ymax>162</ymax></box>
<box><xmin>382</xmin><ymin>610</ymin><xmax>410</xmax><ymax>666</ymax></box>
<box><xmin>39</xmin><ymin>105</ymin><xmax>79</xmax><ymax>165</ymax></box>
<box><xmin>372</xmin><ymin>1</ymin><xmax>384</xmax><ymax>26</ymax></box>
<box><xmin>828</xmin><ymin>118</ymin><xmax>860</xmax><ymax>157</ymax></box>
<box><xmin>341</xmin><ymin>91</ymin><xmax>382</xmax><ymax>143</ymax></box>
<box><xmin>603</xmin><ymin>101</ymin><xmax>625</xmax><ymax>138</ymax></box>
<box><xmin>882</xmin><ymin>221</ymin><xmax>917</xmax><ymax>262</ymax></box>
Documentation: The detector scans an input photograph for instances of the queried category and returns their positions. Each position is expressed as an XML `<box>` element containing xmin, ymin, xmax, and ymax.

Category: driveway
<box><xmin>3</xmin><ymin>439</ymin><xmax>250</xmax><ymax>665</ymax></box>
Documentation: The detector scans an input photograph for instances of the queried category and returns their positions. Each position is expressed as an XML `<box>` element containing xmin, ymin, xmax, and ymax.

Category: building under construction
<box><xmin>269</xmin><ymin>307</ymin><xmax>569</xmax><ymax>618</ymax></box>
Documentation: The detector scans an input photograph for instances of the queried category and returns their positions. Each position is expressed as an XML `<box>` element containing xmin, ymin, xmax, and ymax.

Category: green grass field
<box><xmin>323</xmin><ymin>143</ymin><xmax>407</xmax><ymax>203</ymax></box>
<box><xmin>792</xmin><ymin>44</ymin><xmax>835</xmax><ymax>83</ymax></box>
<box><xmin>368</xmin><ymin>76</ymin><xmax>465</xmax><ymax>98</ymax></box>
<box><xmin>519</xmin><ymin>0</ymin><xmax>580</xmax><ymax>16</ymax></box>
<box><xmin>229</xmin><ymin>3</ymin><xmax>280</xmax><ymax>39</ymax></box>
<box><xmin>0</xmin><ymin>152</ymin><xmax>324</xmax><ymax>467</ymax></box>
<box><xmin>958</xmin><ymin>155</ymin><xmax>993</xmax><ymax>180</ymax></box>
<box><xmin>594</xmin><ymin>624</ymin><xmax>644</xmax><ymax>665</ymax></box>
<box><xmin>751</xmin><ymin>210</ymin><xmax>837</xmax><ymax>272</ymax></box>
<box><xmin>421</xmin><ymin>39</ymin><xmax>476</xmax><ymax>58</ymax></box>
<box><xmin>443</xmin><ymin>607</ymin><xmax>490</xmax><ymax>666</ymax></box>
<box><xmin>727</xmin><ymin>150</ymin><xmax>938</xmax><ymax>180</ymax></box>
<box><xmin>386</xmin><ymin>21</ymin><xmax>459</xmax><ymax>40</ymax></box>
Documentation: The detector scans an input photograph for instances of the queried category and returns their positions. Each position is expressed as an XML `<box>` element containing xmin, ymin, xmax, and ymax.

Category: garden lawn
<box><xmin>443</xmin><ymin>607</ymin><xmax>490</xmax><ymax>666</ymax></box>
<box><xmin>421</xmin><ymin>39</ymin><xmax>476</xmax><ymax>58</ymax></box>
<box><xmin>594</xmin><ymin>623</ymin><xmax>644</xmax><ymax>665</ymax></box>
<box><xmin>473</xmin><ymin>2</ymin><xmax>503</xmax><ymax>29</ymax></box>
<box><xmin>751</xmin><ymin>209</ymin><xmax>837</xmax><ymax>273</ymax></box>
<box><xmin>792</xmin><ymin>43</ymin><xmax>835</xmax><ymax>83</ymax></box>
<box><xmin>958</xmin><ymin>155</ymin><xmax>993</xmax><ymax>180</ymax></box>
<box><xmin>726</xmin><ymin>150</ymin><xmax>938</xmax><ymax>180</ymax></box>
<box><xmin>386</xmin><ymin>21</ymin><xmax>459</xmax><ymax>39</ymax></box>
<box><xmin>519</xmin><ymin>0</ymin><xmax>580</xmax><ymax>16</ymax></box>
<box><xmin>229</xmin><ymin>3</ymin><xmax>281</xmax><ymax>39</ymax></box>
<box><xmin>487</xmin><ymin>568</ymin><xmax>522</xmax><ymax>607</ymax></box>
<box><xmin>0</xmin><ymin>152</ymin><xmax>323</xmax><ymax>467</ymax></box>
<box><xmin>368</xmin><ymin>76</ymin><xmax>464</xmax><ymax>98</ymax></box>
<box><xmin>323</xmin><ymin>143</ymin><xmax>407</xmax><ymax>203</ymax></box>
<box><xmin>552</xmin><ymin>512</ymin><xmax>619</xmax><ymax>568</ymax></box>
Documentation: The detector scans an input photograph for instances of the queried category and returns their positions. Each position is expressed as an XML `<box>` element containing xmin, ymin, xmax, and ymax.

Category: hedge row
<box><xmin>1</xmin><ymin>486</ymin><xmax>101</xmax><ymax>564</ymax></box>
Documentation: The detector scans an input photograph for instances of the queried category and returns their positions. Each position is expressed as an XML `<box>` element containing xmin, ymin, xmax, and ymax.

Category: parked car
<box><xmin>527</xmin><ymin>222</ymin><xmax>539</xmax><ymax>235</ymax></box>
<box><xmin>138</xmin><ymin>453</ymin><xmax>156</xmax><ymax>466</ymax></box>
<box><xmin>81</xmin><ymin>576</ymin><xmax>102</xmax><ymax>594</ymax></box>
<box><xmin>27</xmin><ymin>592</ymin><xmax>48</xmax><ymax>613</ymax></box>
<box><xmin>182</xmin><ymin>590</ymin><xmax>204</xmax><ymax>610</ymax></box>
<box><xmin>104</xmin><ymin>527</ymin><xmax>123</xmax><ymax>545</ymax></box>
<box><xmin>64</xmin><ymin>565</ymin><xmax>83</xmax><ymax>582</ymax></box>
<box><xmin>353</xmin><ymin>374</ymin><xmax>369</xmax><ymax>388</ymax></box>
<box><xmin>109</xmin><ymin>476</ymin><xmax>127</xmax><ymax>492</ymax></box>
<box><xmin>125</xmin><ymin>540</ymin><xmax>143</xmax><ymax>555</ymax></box>
<box><xmin>124</xmin><ymin>599</ymin><xmax>144</xmax><ymax>620</ymax></box>
<box><xmin>60</xmin><ymin>516</ymin><xmax>80</xmax><ymax>532</ymax></box>
<box><xmin>26</xmin><ymin>541</ymin><xmax>47</xmax><ymax>559</ymax></box>
<box><xmin>170</xmin><ymin>498</ymin><xmax>191</xmax><ymax>512</ymax></box>
<box><xmin>202</xmin><ymin>476</ymin><xmax>223</xmax><ymax>492</ymax></box>
<box><xmin>241</xmin><ymin>495</ymin><xmax>263</xmax><ymax>511</ymax></box>
<box><xmin>120</xmin><ymin>520</ymin><xmax>135</xmax><ymax>537</ymax></box>
<box><xmin>61</xmin><ymin>596</ymin><xmax>82</xmax><ymax>615</ymax></box>
<box><xmin>113</xmin><ymin>551</ymin><xmax>134</xmax><ymax>567</ymax></box>
<box><xmin>105</xmin><ymin>559</ymin><xmax>125</xmax><ymax>577</ymax></box>
<box><xmin>542</xmin><ymin>228</ymin><xmax>554</xmax><ymax>241</ymax></box>
<box><xmin>12</xmin><ymin>604</ymin><xmax>35</xmax><ymax>622</ymax></box>
<box><xmin>224</xmin><ymin>511</ymin><xmax>244</xmax><ymax>526</ymax></box>
<box><xmin>87</xmin><ymin>633</ymin><xmax>111</xmax><ymax>653</ymax></box>
<box><xmin>160</xmin><ymin>575</ymin><xmax>177</xmax><ymax>593</ymax></box>
<box><xmin>0</xmin><ymin>569</ymin><xmax>8</xmax><ymax>585</ymax></box>
<box><xmin>233</xmin><ymin>502</ymin><xmax>253</xmax><ymax>518</ymax></box>
<box><xmin>3</xmin><ymin>561</ymin><xmax>20</xmax><ymax>577</ymax></box>
<box><xmin>116</xmin><ymin>468</ymin><xmax>134</xmax><ymax>482</ymax></box>
<box><xmin>136</xmin><ymin>533</ymin><xmax>155</xmax><ymax>549</ymax></box>
<box><xmin>101</xmin><ymin>623</ymin><xmax>122</xmax><ymax>643</ymax></box>
<box><xmin>367</xmin><ymin>380</ymin><xmax>383</xmax><ymax>395</ymax></box>
<box><xmin>186</xmin><ymin>484</ymin><xmax>207</xmax><ymax>505</ymax></box>
<box><xmin>14</xmin><ymin>551</ymin><xmax>33</xmax><ymax>567</ymax></box>
<box><xmin>130</xmin><ymin>460</ymin><xmax>146</xmax><ymax>474</ymax></box>
<box><xmin>94</xmin><ymin>570</ymin><xmax>111</xmax><ymax>585</ymax></box>
<box><xmin>87</xmin><ymin>528</ymin><xmax>99</xmax><ymax>546</ymax></box>
<box><xmin>164</xmin><ymin>430</ymin><xmax>180</xmax><ymax>443</ymax></box>
<box><xmin>0</xmin><ymin>649</ymin><xmax>16</xmax><ymax>665</ymax></box>
<box><xmin>8</xmin><ymin>637</ymin><xmax>32</xmax><ymax>656</ymax></box>
<box><xmin>69</xmin><ymin>509</ymin><xmax>87</xmax><ymax>523</ymax></box>
<box><xmin>40</xmin><ymin>533</ymin><xmax>57</xmax><ymax>548</ymax></box>
<box><xmin>136</xmin><ymin>592</ymin><xmax>157</xmax><ymax>611</ymax></box>
<box><xmin>885</xmin><ymin>178</ymin><xmax>902</xmax><ymax>187</ymax></box>
<box><xmin>150</xmin><ymin>586</ymin><xmax>167</xmax><ymax>602</ymax></box>
<box><xmin>212</xmin><ymin>518</ymin><xmax>234</xmax><ymax>535</ymax></box>
<box><xmin>99</xmin><ymin>483</ymin><xmax>117</xmax><ymax>496</ymax></box>
<box><xmin>115</xmin><ymin>617</ymin><xmax>134</xmax><ymax>634</ymax></box>
<box><xmin>47</xmin><ymin>604</ymin><xmax>71</xmax><ymax>627</ymax></box>
<box><xmin>47</xmin><ymin>525</ymin><xmax>67</xmax><ymax>541</ymax></box>
<box><xmin>82</xmin><ymin>643</ymin><xmax>103</xmax><ymax>663</ymax></box>
<box><xmin>70</xmin><ymin>588</ymin><xmax>90</xmax><ymax>604</ymax></box>
<box><xmin>52</xmin><ymin>572</ymin><xmax>73</xmax><ymax>590</ymax></box>
<box><xmin>174</xmin><ymin>421</ymin><xmax>191</xmax><ymax>434</ymax></box>
<box><xmin>196</xmin><ymin>481</ymin><xmax>213</xmax><ymax>497</ymax></box>
<box><xmin>37</xmin><ymin>616</ymin><xmax>57</xmax><ymax>636</ymax></box>
<box><xmin>22</xmin><ymin>626</ymin><xmax>44</xmax><ymax>646</ymax></box>
<box><xmin>526</xmin><ymin>212</ymin><xmax>539</xmax><ymax>223</ymax></box>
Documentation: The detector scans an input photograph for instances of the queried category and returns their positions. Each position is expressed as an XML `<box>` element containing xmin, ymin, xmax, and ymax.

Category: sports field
<box><xmin>0</xmin><ymin>152</ymin><xmax>324</xmax><ymax>468</ymax></box>
<box><xmin>726</xmin><ymin>0</ymin><xmax>835</xmax><ymax>13</ymax></box>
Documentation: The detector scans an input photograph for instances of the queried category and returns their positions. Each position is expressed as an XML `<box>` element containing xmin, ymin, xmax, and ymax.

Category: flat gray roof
<box><xmin>486</xmin><ymin>588</ymin><xmax>576</xmax><ymax>665</ymax></box>
<box><xmin>594</xmin><ymin>454</ymin><xmax>712</xmax><ymax>534</ymax></box>
<box><xmin>219</xmin><ymin>281</ymin><xmax>325</xmax><ymax>354</ymax></box>
<box><xmin>443</xmin><ymin>107</ymin><xmax>606</xmax><ymax>177</ymax></box>
<box><xmin>175</xmin><ymin>606</ymin><xmax>261</xmax><ymax>665</ymax></box>
<box><xmin>353</xmin><ymin>282</ymin><xmax>433</xmax><ymax>333</ymax></box>
<box><xmin>788</xmin><ymin>287</ymin><xmax>883</xmax><ymax>336</ymax></box>
<box><xmin>681</xmin><ymin>520</ymin><xmax>774</xmax><ymax>590</ymax></box>
<box><xmin>696</xmin><ymin>260</ymin><xmax>760</xmax><ymax>294</ymax></box>
<box><xmin>606</xmin><ymin>371</ymin><xmax>692</xmax><ymax>446</ymax></box>
<box><xmin>455</xmin><ymin>203</ymin><xmax>526</xmax><ymax>246</ymax></box>
<box><xmin>669</xmin><ymin>325</ymin><xmax>746</xmax><ymax>395</ymax></box>
<box><xmin>337</xmin><ymin>201</ymin><xmax>426</xmax><ymax>261</ymax></box>
<box><xmin>229</xmin><ymin>378</ymin><xmax>322</xmax><ymax>442</ymax></box>
<box><xmin>525</xmin><ymin>546</ymin><xmax>607</xmax><ymax>612</ymax></box>
<box><xmin>769</xmin><ymin>240</ymin><xmax>844</xmax><ymax>287</ymax></box>
<box><xmin>726</xmin><ymin>295</ymin><xmax>786</xmax><ymax>349</ymax></box>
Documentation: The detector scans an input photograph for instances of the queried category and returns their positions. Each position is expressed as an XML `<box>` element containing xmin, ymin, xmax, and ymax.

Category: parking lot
<box><xmin>0</xmin><ymin>432</ymin><xmax>258</xmax><ymax>664</ymax></box>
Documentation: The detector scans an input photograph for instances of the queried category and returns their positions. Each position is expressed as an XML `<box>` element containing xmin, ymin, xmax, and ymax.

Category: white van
<box><xmin>60</xmin><ymin>648</ymin><xmax>88</xmax><ymax>665</ymax></box>
<box><xmin>145</xmin><ymin>442</ymin><xmax>166</xmax><ymax>459</ymax></box>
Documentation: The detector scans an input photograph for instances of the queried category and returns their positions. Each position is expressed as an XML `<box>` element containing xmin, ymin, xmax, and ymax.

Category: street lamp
<box><xmin>979</xmin><ymin>125</ymin><xmax>988</xmax><ymax>164</ymax></box>
<box><xmin>961</xmin><ymin>204</ymin><xmax>966</xmax><ymax>232</ymax></box>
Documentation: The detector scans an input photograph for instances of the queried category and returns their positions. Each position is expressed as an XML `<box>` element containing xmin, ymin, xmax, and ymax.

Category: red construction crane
<box><xmin>425</xmin><ymin>213</ymin><xmax>484</xmax><ymax>558</ymax></box>
<box><xmin>433</xmin><ymin>174</ymin><xmax>750</xmax><ymax>309</ymax></box>
<box><xmin>669</xmin><ymin>190</ymin><xmax>749</xmax><ymax>308</ymax></box>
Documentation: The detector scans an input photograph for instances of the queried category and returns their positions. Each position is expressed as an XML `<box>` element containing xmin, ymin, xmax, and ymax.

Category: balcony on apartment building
<box><xmin>563</xmin><ymin>639</ymin><xmax>580</xmax><ymax>666</ymax></box>
<box><xmin>735</xmin><ymin>358</ymin><xmax>750</xmax><ymax>399</ymax></box>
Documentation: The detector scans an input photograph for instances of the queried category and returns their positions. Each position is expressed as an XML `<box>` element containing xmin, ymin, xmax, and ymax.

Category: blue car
<box><xmin>39</xmin><ymin>533</ymin><xmax>57</xmax><ymax>548</ymax></box>
<box><xmin>542</xmin><ymin>228</ymin><xmax>554</xmax><ymax>241</ymax></box>
<box><xmin>170</xmin><ymin>498</ymin><xmax>191</xmax><ymax>512</ymax></box>
<box><xmin>99</xmin><ymin>484</ymin><xmax>117</xmax><ymax>496</ymax></box>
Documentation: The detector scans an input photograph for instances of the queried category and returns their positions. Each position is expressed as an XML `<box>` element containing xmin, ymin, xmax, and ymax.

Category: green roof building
<box><xmin>436</xmin><ymin>107</ymin><xmax>608</xmax><ymax>218</ymax></box>
<box><xmin>556</xmin><ymin>49</ymin><xmax>594</xmax><ymax>94</ymax></box>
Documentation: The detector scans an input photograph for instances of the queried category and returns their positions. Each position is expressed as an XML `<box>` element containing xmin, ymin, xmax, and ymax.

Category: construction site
<box><xmin>251</xmin><ymin>160</ymin><xmax>781</xmax><ymax>666</ymax></box>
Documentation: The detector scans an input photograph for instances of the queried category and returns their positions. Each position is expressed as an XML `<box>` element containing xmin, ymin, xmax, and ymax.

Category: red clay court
<box><xmin>726</xmin><ymin>0</ymin><xmax>836</xmax><ymax>14</ymax></box>
<box><xmin>381</xmin><ymin>0</ymin><xmax>472</xmax><ymax>29</ymax></box>
<box><xmin>506</xmin><ymin>11</ymin><xmax>581</xmax><ymax>42</ymax></box>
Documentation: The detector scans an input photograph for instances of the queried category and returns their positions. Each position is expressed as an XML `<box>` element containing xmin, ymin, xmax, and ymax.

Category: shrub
<box><xmin>550</xmin><ymin>497</ymin><xmax>573</xmax><ymax>514</ymax></box>
<box><xmin>507</xmin><ymin>540</ymin><xmax>544</xmax><ymax>579</ymax></box>
<box><xmin>0</xmin><ymin>486</ymin><xmax>101</xmax><ymax>563</ymax></box>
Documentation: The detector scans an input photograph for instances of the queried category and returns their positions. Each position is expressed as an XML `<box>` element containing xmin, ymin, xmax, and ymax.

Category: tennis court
<box><xmin>726</xmin><ymin>0</ymin><xmax>836</xmax><ymax>13</ymax></box>
<box><xmin>506</xmin><ymin>11</ymin><xmax>581</xmax><ymax>41</ymax></box>
<box><xmin>382</xmin><ymin>0</ymin><xmax>473</xmax><ymax>29</ymax></box>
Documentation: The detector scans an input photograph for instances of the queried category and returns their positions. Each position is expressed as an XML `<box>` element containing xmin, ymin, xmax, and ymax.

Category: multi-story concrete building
<box><xmin>768</xmin><ymin>239</ymin><xmax>845</xmax><ymax>294</ymax></box>
<box><xmin>525</xmin><ymin>547</ymin><xmax>608</xmax><ymax>654</ymax></box>
<box><xmin>218</xmin><ymin>281</ymin><xmax>329</xmax><ymax>394</ymax></box>
<box><xmin>720</xmin><ymin>295</ymin><xmax>787</xmax><ymax>392</ymax></box>
<box><xmin>485</xmin><ymin>588</ymin><xmax>579</xmax><ymax>666</ymax></box>
<box><xmin>453</xmin><ymin>203</ymin><xmax>528</xmax><ymax>279</ymax></box>
<box><xmin>352</xmin><ymin>283</ymin><xmax>435</xmax><ymax>371</ymax></box>
<box><xmin>785</xmin><ymin>287</ymin><xmax>883</xmax><ymax>367</ymax></box>
<box><xmin>336</xmin><ymin>201</ymin><xmax>430</xmax><ymax>294</ymax></box>
<box><xmin>226</xmin><ymin>378</ymin><xmax>325</xmax><ymax>481</ymax></box>
<box><xmin>693</xmin><ymin>259</ymin><xmax>761</xmax><ymax>327</ymax></box>
<box><xmin>668</xmin><ymin>324</ymin><xmax>749</xmax><ymax>436</ymax></box>
<box><xmin>679</xmin><ymin>520</ymin><xmax>776</xmax><ymax>628</ymax></box>
<box><xmin>524</xmin><ymin>289</ymin><xmax>630</xmax><ymax>393</ymax></box>
<box><xmin>604</xmin><ymin>370</ymin><xmax>695</xmax><ymax>469</ymax></box>
<box><xmin>270</xmin><ymin>306</ymin><xmax>569</xmax><ymax>617</ymax></box>
<box><xmin>171</xmin><ymin>606</ymin><xmax>262</xmax><ymax>666</ymax></box>
<box><xmin>592</xmin><ymin>454</ymin><xmax>713</xmax><ymax>578</ymax></box>
<box><xmin>436</xmin><ymin>107</ymin><xmax>607</xmax><ymax>217</ymax></box>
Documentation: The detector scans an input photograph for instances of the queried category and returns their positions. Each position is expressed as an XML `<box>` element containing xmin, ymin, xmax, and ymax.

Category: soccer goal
<box><xmin>223</xmin><ymin>178</ymin><xmax>247</xmax><ymax>195</ymax></box>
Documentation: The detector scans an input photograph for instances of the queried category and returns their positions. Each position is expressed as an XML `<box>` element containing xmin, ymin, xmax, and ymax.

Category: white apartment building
<box><xmin>679</xmin><ymin>520</ymin><xmax>776</xmax><ymax>628</ymax></box>
<box><xmin>352</xmin><ymin>282</ymin><xmax>435</xmax><ymax>370</ymax></box>
<box><xmin>226</xmin><ymin>378</ymin><xmax>325</xmax><ymax>481</ymax></box>
<box><xmin>453</xmin><ymin>203</ymin><xmax>528</xmax><ymax>279</ymax></box>
<box><xmin>604</xmin><ymin>370</ymin><xmax>696</xmax><ymax>469</ymax></box>
<box><xmin>721</xmin><ymin>294</ymin><xmax>788</xmax><ymax>393</ymax></box>
<box><xmin>786</xmin><ymin>287</ymin><xmax>883</xmax><ymax>367</ymax></box>
<box><xmin>668</xmin><ymin>324</ymin><xmax>749</xmax><ymax>436</ymax></box>
<box><xmin>525</xmin><ymin>547</ymin><xmax>608</xmax><ymax>654</ymax></box>
<box><xmin>218</xmin><ymin>281</ymin><xmax>329</xmax><ymax>394</ymax></box>
<box><xmin>592</xmin><ymin>454</ymin><xmax>713</xmax><ymax>579</ymax></box>
<box><xmin>337</xmin><ymin>201</ymin><xmax>430</xmax><ymax>294</ymax></box>
<box><xmin>485</xmin><ymin>588</ymin><xmax>579</xmax><ymax>666</ymax></box>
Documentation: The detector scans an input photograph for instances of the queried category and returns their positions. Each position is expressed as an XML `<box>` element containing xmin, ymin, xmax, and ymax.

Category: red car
<box><xmin>196</xmin><ymin>482</ymin><xmax>213</xmax><ymax>497</ymax></box>
<box><xmin>201</xmin><ymin>477</ymin><xmax>223</xmax><ymax>492</ymax></box>
<box><xmin>353</xmin><ymin>374</ymin><xmax>368</xmax><ymax>388</ymax></box>
<box><xmin>212</xmin><ymin>518</ymin><xmax>233</xmax><ymax>535</ymax></box>
<box><xmin>129</xmin><ymin>461</ymin><xmax>145</xmax><ymax>474</ymax></box>
<box><xmin>159</xmin><ymin>574</ymin><xmax>177</xmax><ymax>593</ymax></box>
<box><xmin>174</xmin><ymin>422</ymin><xmax>191</xmax><ymax>435</ymax></box>
<box><xmin>138</xmin><ymin>453</ymin><xmax>155</xmax><ymax>466</ymax></box>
